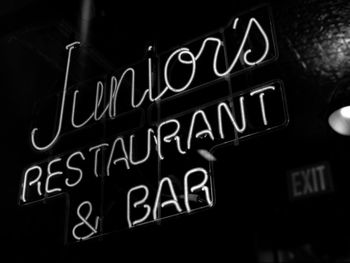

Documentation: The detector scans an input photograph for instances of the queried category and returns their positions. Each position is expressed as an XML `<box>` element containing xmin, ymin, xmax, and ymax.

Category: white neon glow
<box><xmin>250</xmin><ymin>85</ymin><xmax>275</xmax><ymax>126</ymax></box>
<box><xmin>153</xmin><ymin>177</ymin><xmax>182</xmax><ymax>220</ymax></box>
<box><xmin>175</xmin><ymin>137</ymin><xmax>186</xmax><ymax>155</ymax></box>
<box><xmin>107</xmin><ymin>137</ymin><xmax>130</xmax><ymax>176</ymax></box>
<box><xmin>21</xmin><ymin>165</ymin><xmax>42</xmax><ymax>203</ymax></box>
<box><xmin>72</xmin><ymin>201</ymin><xmax>99</xmax><ymax>241</ymax></box>
<box><xmin>108</xmin><ymin>76</ymin><xmax>118</xmax><ymax>118</ymax></box>
<box><xmin>89</xmin><ymin>143</ymin><xmax>109</xmax><ymax>177</ymax></box>
<box><xmin>109</xmin><ymin>68</ymin><xmax>149</xmax><ymax>116</ymax></box>
<box><xmin>217</xmin><ymin>97</ymin><xmax>246</xmax><ymax>139</ymax></box>
<box><xmin>30</xmin><ymin>16</ymin><xmax>270</xmax><ymax>153</ymax></box>
<box><xmin>147</xmin><ymin>46</ymin><xmax>167</xmax><ymax>102</ymax></box>
<box><xmin>148</xmin><ymin>55</ymin><xmax>154</xmax><ymax>101</ymax></box>
<box><xmin>177</xmin><ymin>17</ymin><xmax>269</xmax><ymax>76</ymax></box>
<box><xmin>340</xmin><ymin>106</ymin><xmax>350</xmax><ymax>119</ymax></box>
<box><xmin>127</xmin><ymin>185</ymin><xmax>151</xmax><ymax>228</ymax></box>
<box><xmin>45</xmin><ymin>158</ymin><xmax>62</xmax><ymax>194</ymax></box>
<box><xmin>164</xmin><ymin>48</ymin><xmax>196</xmax><ymax>93</ymax></box>
<box><xmin>71</xmin><ymin>89</ymin><xmax>94</xmax><ymax>128</ymax></box>
<box><xmin>94</xmin><ymin>81</ymin><xmax>110</xmax><ymax>121</ymax></box>
<box><xmin>233</xmin><ymin>18</ymin><xmax>239</xmax><ymax>30</ymax></box>
<box><xmin>178</xmin><ymin>37</ymin><xmax>222</xmax><ymax>65</ymax></box>
<box><xmin>31</xmin><ymin>42</ymin><xmax>80</xmax><ymax>151</ymax></box>
<box><xmin>157</xmin><ymin>119</ymin><xmax>186</xmax><ymax>160</ymax></box>
<box><xmin>65</xmin><ymin>151</ymin><xmax>85</xmax><ymax>187</ymax></box>
<box><xmin>242</xmin><ymin>18</ymin><xmax>270</xmax><ymax>66</ymax></box>
<box><xmin>187</xmin><ymin>110</ymin><xmax>214</xmax><ymax>150</ymax></box>
<box><xmin>184</xmin><ymin>167</ymin><xmax>213</xmax><ymax>212</ymax></box>
<box><xmin>129</xmin><ymin>129</ymin><xmax>153</xmax><ymax>166</ymax></box>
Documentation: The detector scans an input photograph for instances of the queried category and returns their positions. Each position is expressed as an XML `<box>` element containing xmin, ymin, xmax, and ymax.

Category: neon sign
<box><xmin>19</xmin><ymin>5</ymin><xmax>288</xmax><ymax>243</ymax></box>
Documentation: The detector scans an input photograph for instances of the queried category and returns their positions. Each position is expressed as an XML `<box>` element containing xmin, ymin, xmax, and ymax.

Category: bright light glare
<box><xmin>197</xmin><ymin>149</ymin><xmax>217</xmax><ymax>161</ymax></box>
<box><xmin>328</xmin><ymin>106</ymin><xmax>350</xmax><ymax>136</ymax></box>
<box><xmin>340</xmin><ymin>106</ymin><xmax>350</xmax><ymax>119</ymax></box>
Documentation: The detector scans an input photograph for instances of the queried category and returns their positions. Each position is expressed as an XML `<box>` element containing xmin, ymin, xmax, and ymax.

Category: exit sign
<box><xmin>287</xmin><ymin>162</ymin><xmax>334</xmax><ymax>200</ymax></box>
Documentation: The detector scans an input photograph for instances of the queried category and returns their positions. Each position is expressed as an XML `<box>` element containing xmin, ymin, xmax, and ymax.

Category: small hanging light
<box><xmin>328</xmin><ymin>88</ymin><xmax>350</xmax><ymax>136</ymax></box>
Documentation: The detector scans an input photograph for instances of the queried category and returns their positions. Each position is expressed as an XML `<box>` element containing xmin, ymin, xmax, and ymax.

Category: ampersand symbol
<box><xmin>72</xmin><ymin>201</ymin><xmax>100</xmax><ymax>241</ymax></box>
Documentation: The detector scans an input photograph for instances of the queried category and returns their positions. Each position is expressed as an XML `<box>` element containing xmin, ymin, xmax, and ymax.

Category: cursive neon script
<box><xmin>30</xmin><ymin>16</ymin><xmax>271</xmax><ymax>151</ymax></box>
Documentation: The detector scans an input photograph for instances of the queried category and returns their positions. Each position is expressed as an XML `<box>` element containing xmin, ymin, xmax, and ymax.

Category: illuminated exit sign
<box><xmin>287</xmin><ymin>162</ymin><xmax>334</xmax><ymax>200</ymax></box>
<box><xmin>19</xmin><ymin>4</ymin><xmax>288</xmax><ymax>244</ymax></box>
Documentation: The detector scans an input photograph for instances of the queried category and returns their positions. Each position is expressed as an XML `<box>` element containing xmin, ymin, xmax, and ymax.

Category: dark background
<box><xmin>3</xmin><ymin>0</ymin><xmax>350</xmax><ymax>262</ymax></box>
